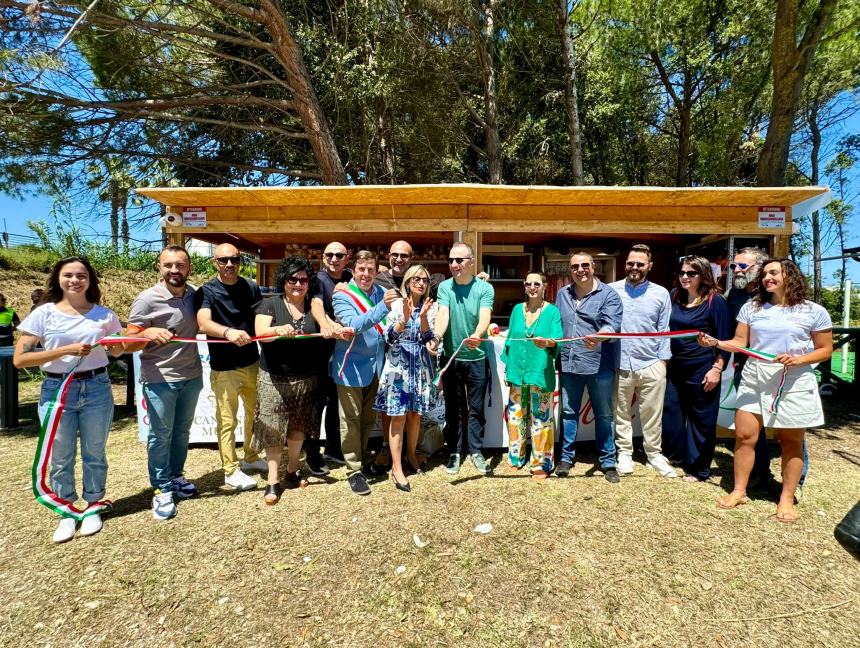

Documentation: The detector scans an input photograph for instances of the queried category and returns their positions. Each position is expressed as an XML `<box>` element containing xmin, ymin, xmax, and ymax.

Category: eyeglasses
<box><xmin>678</xmin><ymin>270</ymin><xmax>701</xmax><ymax>278</ymax></box>
<box><xmin>286</xmin><ymin>276</ymin><xmax>309</xmax><ymax>285</ymax></box>
<box><xmin>324</xmin><ymin>252</ymin><xmax>346</xmax><ymax>260</ymax></box>
<box><xmin>625</xmin><ymin>261</ymin><xmax>647</xmax><ymax>268</ymax></box>
<box><xmin>215</xmin><ymin>255</ymin><xmax>241</xmax><ymax>265</ymax></box>
<box><xmin>570</xmin><ymin>263</ymin><xmax>591</xmax><ymax>271</ymax></box>
<box><xmin>523</xmin><ymin>281</ymin><xmax>543</xmax><ymax>288</ymax></box>
<box><xmin>729</xmin><ymin>262</ymin><xmax>753</xmax><ymax>271</ymax></box>
<box><xmin>448</xmin><ymin>257</ymin><xmax>472</xmax><ymax>264</ymax></box>
<box><xmin>390</xmin><ymin>252</ymin><xmax>412</xmax><ymax>259</ymax></box>
<box><xmin>410</xmin><ymin>277</ymin><xmax>430</xmax><ymax>284</ymax></box>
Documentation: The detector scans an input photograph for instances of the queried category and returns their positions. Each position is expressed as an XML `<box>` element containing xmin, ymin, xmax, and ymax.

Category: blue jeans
<box><xmin>559</xmin><ymin>370</ymin><xmax>617</xmax><ymax>470</ymax></box>
<box><xmin>143</xmin><ymin>377</ymin><xmax>203</xmax><ymax>492</ymax></box>
<box><xmin>38</xmin><ymin>373</ymin><xmax>114</xmax><ymax>503</ymax></box>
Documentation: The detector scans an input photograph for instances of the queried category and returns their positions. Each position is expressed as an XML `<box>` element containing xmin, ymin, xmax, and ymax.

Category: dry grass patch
<box><xmin>1</xmin><ymin>392</ymin><xmax>858</xmax><ymax>647</ymax></box>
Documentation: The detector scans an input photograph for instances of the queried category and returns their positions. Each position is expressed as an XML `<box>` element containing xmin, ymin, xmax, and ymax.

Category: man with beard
<box><xmin>556</xmin><ymin>251</ymin><xmax>623</xmax><ymax>482</ymax></box>
<box><xmin>195</xmin><ymin>243</ymin><xmax>266</xmax><ymax>492</ymax></box>
<box><xmin>376</xmin><ymin>240</ymin><xmax>414</xmax><ymax>292</ymax></box>
<box><xmin>126</xmin><ymin>245</ymin><xmax>204</xmax><ymax>521</ymax></box>
<box><xmin>726</xmin><ymin>247</ymin><xmax>809</xmax><ymax>497</ymax></box>
<box><xmin>609</xmin><ymin>244</ymin><xmax>676</xmax><ymax>477</ymax></box>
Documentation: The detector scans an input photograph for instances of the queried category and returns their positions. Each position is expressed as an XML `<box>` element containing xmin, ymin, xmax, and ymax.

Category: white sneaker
<box><xmin>225</xmin><ymin>468</ymin><xmax>257</xmax><ymax>491</ymax></box>
<box><xmin>617</xmin><ymin>453</ymin><xmax>634</xmax><ymax>475</ymax></box>
<box><xmin>647</xmin><ymin>455</ymin><xmax>678</xmax><ymax>478</ymax></box>
<box><xmin>241</xmin><ymin>458</ymin><xmax>268</xmax><ymax>474</ymax></box>
<box><xmin>152</xmin><ymin>490</ymin><xmax>177</xmax><ymax>521</ymax></box>
<box><xmin>80</xmin><ymin>513</ymin><xmax>103</xmax><ymax>537</ymax></box>
<box><xmin>52</xmin><ymin>518</ymin><xmax>76</xmax><ymax>544</ymax></box>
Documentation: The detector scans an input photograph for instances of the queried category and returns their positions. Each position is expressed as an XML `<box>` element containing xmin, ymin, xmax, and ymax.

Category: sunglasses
<box><xmin>523</xmin><ymin>281</ymin><xmax>543</xmax><ymax>288</ymax></box>
<box><xmin>390</xmin><ymin>252</ymin><xmax>412</xmax><ymax>259</ymax></box>
<box><xmin>729</xmin><ymin>262</ymin><xmax>753</xmax><ymax>271</ymax></box>
<box><xmin>626</xmin><ymin>261</ymin><xmax>647</xmax><ymax>268</ymax></box>
<box><xmin>410</xmin><ymin>276</ymin><xmax>430</xmax><ymax>284</ymax></box>
<box><xmin>570</xmin><ymin>263</ymin><xmax>591</xmax><ymax>271</ymax></box>
<box><xmin>286</xmin><ymin>276</ymin><xmax>309</xmax><ymax>286</ymax></box>
<box><xmin>324</xmin><ymin>252</ymin><xmax>346</xmax><ymax>259</ymax></box>
<box><xmin>448</xmin><ymin>257</ymin><xmax>472</xmax><ymax>264</ymax></box>
<box><xmin>678</xmin><ymin>270</ymin><xmax>700</xmax><ymax>278</ymax></box>
<box><xmin>215</xmin><ymin>255</ymin><xmax>241</xmax><ymax>265</ymax></box>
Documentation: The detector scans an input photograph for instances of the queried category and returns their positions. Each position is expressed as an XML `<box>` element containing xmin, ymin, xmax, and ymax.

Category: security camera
<box><xmin>159</xmin><ymin>212</ymin><xmax>182</xmax><ymax>227</ymax></box>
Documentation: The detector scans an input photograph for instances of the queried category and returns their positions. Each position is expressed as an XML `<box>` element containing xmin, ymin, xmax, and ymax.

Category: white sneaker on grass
<box><xmin>152</xmin><ymin>490</ymin><xmax>177</xmax><ymax>521</ymax></box>
<box><xmin>80</xmin><ymin>513</ymin><xmax>103</xmax><ymax>537</ymax></box>
<box><xmin>52</xmin><ymin>517</ymin><xmax>76</xmax><ymax>544</ymax></box>
<box><xmin>617</xmin><ymin>453</ymin><xmax>634</xmax><ymax>475</ymax></box>
<box><xmin>646</xmin><ymin>455</ymin><xmax>678</xmax><ymax>478</ymax></box>
<box><xmin>225</xmin><ymin>468</ymin><xmax>257</xmax><ymax>491</ymax></box>
<box><xmin>241</xmin><ymin>458</ymin><xmax>268</xmax><ymax>474</ymax></box>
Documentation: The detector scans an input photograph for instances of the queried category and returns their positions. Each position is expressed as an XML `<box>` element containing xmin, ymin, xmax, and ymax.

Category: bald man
<box><xmin>310</xmin><ymin>241</ymin><xmax>353</xmax><ymax>467</ymax></box>
<box><xmin>195</xmin><ymin>243</ymin><xmax>265</xmax><ymax>491</ymax></box>
<box><xmin>376</xmin><ymin>240</ymin><xmax>414</xmax><ymax>292</ymax></box>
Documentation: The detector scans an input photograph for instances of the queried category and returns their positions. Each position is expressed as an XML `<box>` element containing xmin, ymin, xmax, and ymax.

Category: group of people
<box><xmin>12</xmin><ymin>238</ymin><xmax>832</xmax><ymax>543</ymax></box>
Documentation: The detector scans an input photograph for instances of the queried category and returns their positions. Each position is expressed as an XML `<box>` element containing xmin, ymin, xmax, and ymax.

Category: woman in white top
<box><xmin>14</xmin><ymin>257</ymin><xmax>123</xmax><ymax>543</ymax></box>
<box><xmin>700</xmin><ymin>258</ymin><xmax>832</xmax><ymax>522</ymax></box>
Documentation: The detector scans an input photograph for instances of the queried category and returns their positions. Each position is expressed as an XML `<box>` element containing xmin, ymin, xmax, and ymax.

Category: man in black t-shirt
<box><xmin>195</xmin><ymin>243</ymin><xmax>265</xmax><ymax>491</ymax></box>
<box><xmin>310</xmin><ymin>241</ymin><xmax>353</xmax><ymax>465</ymax></box>
<box><xmin>376</xmin><ymin>240</ymin><xmax>413</xmax><ymax>292</ymax></box>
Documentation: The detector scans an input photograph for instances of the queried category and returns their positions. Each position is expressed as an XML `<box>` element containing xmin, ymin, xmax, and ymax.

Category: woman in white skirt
<box><xmin>700</xmin><ymin>258</ymin><xmax>832</xmax><ymax>522</ymax></box>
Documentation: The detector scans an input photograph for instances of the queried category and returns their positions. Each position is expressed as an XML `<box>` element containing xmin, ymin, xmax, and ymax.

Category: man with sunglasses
<box><xmin>195</xmin><ymin>243</ymin><xmax>266</xmax><ymax>491</ymax></box>
<box><xmin>726</xmin><ymin>247</ymin><xmax>809</xmax><ymax>498</ymax></box>
<box><xmin>556</xmin><ymin>251</ymin><xmax>623</xmax><ymax>482</ymax></box>
<box><xmin>309</xmin><ymin>241</ymin><xmax>353</xmax><ymax>469</ymax></box>
<box><xmin>431</xmin><ymin>242</ymin><xmax>495</xmax><ymax>476</ymax></box>
<box><xmin>609</xmin><ymin>244</ymin><xmax>676</xmax><ymax>478</ymax></box>
<box><xmin>376</xmin><ymin>240</ymin><xmax>414</xmax><ymax>292</ymax></box>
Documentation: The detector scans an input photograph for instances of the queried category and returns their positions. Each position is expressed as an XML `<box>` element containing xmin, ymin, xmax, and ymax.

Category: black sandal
<box><xmin>283</xmin><ymin>470</ymin><xmax>308</xmax><ymax>490</ymax></box>
<box><xmin>263</xmin><ymin>483</ymin><xmax>283</xmax><ymax>505</ymax></box>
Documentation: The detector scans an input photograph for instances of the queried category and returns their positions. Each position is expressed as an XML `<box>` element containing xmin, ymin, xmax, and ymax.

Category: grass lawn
<box><xmin>1</xmin><ymin>384</ymin><xmax>859</xmax><ymax>648</ymax></box>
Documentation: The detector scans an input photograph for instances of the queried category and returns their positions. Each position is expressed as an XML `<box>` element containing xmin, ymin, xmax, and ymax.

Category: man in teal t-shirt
<box><xmin>0</xmin><ymin>293</ymin><xmax>20</xmax><ymax>347</ymax></box>
<box><xmin>431</xmin><ymin>243</ymin><xmax>494</xmax><ymax>476</ymax></box>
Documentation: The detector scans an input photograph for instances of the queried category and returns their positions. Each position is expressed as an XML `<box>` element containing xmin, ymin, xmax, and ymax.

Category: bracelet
<box><xmin>223</xmin><ymin>327</ymin><xmax>232</xmax><ymax>338</ymax></box>
<box><xmin>711</xmin><ymin>364</ymin><xmax>723</xmax><ymax>371</ymax></box>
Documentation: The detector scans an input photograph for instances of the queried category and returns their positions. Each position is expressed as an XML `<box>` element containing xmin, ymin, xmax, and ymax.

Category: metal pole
<box><xmin>842</xmin><ymin>279</ymin><xmax>851</xmax><ymax>375</ymax></box>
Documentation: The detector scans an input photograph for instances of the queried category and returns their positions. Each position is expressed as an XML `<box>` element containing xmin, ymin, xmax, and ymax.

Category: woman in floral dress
<box><xmin>374</xmin><ymin>265</ymin><xmax>438</xmax><ymax>492</ymax></box>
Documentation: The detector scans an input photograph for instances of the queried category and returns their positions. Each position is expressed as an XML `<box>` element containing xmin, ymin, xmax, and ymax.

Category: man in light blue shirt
<box><xmin>609</xmin><ymin>244</ymin><xmax>676</xmax><ymax>478</ymax></box>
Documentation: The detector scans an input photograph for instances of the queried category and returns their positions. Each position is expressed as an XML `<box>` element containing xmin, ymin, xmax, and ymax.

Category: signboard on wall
<box><xmin>182</xmin><ymin>206</ymin><xmax>207</xmax><ymax>228</ymax></box>
<box><xmin>758</xmin><ymin>207</ymin><xmax>786</xmax><ymax>229</ymax></box>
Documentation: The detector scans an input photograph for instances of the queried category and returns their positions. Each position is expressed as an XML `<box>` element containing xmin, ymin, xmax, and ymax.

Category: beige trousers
<box><xmin>337</xmin><ymin>376</ymin><xmax>379</xmax><ymax>473</ymax></box>
<box><xmin>211</xmin><ymin>362</ymin><xmax>261</xmax><ymax>475</ymax></box>
<box><xmin>614</xmin><ymin>360</ymin><xmax>667</xmax><ymax>459</ymax></box>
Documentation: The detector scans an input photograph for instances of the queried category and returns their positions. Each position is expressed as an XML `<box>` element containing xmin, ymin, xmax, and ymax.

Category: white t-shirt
<box><xmin>737</xmin><ymin>300</ymin><xmax>832</xmax><ymax>357</ymax></box>
<box><xmin>19</xmin><ymin>303</ymin><xmax>122</xmax><ymax>373</ymax></box>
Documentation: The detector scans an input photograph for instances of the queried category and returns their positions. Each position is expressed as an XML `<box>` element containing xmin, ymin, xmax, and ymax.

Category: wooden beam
<box><xmin>465</xmin><ymin>218</ymin><xmax>786</xmax><ymax>235</ymax></box>
<box><xmin>460</xmin><ymin>231</ymin><xmax>482</xmax><ymax>273</ymax></box>
<box><xmin>198</xmin><ymin>203</ymin><xmax>468</xmax><ymax>222</ymax></box>
<box><xmin>468</xmin><ymin>204</ymin><xmax>764</xmax><ymax>222</ymax></box>
<box><xmin>167</xmin><ymin>217</ymin><xmax>468</xmax><ymax>234</ymax></box>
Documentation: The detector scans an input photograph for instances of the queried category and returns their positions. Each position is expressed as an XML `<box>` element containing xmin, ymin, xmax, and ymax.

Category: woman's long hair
<box><xmin>44</xmin><ymin>256</ymin><xmax>101</xmax><ymax>304</ymax></box>
<box><xmin>673</xmin><ymin>255</ymin><xmax>719</xmax><ymax>304</ymax></box>
<box><xmin>273</xmin><ymin>255</ymin><xmax>318</xmax><ymax>308</ymax></box>
<box><xmin>754</xmin><ymin>258</ymin><xmax>808</xmax><ymax>307</ymax></box>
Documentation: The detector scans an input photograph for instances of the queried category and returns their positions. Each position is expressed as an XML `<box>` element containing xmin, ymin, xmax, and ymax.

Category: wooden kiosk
<box><xmin>138</xmin><ymin>184</ymin><xmax>831</xmax><ymax>318</ymax></box>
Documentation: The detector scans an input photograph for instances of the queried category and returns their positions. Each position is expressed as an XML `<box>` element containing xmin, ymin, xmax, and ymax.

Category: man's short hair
<box><xmin>451</xmin><ymin>242</ymin><xmax>474</xmax><ymax>257</ymax></box>
<box><xmin>570</xmin><ymin>250</ymin><xmax>594</xmax><ymax>262</ymax></box>
<box><xmin>160</xmin><ymin>245</ymin><xmax>190</xmax><ymax>262</ymax></box>
<box><xmin>736</xmin><ymin>246</ymin><xmax>768</xmax><ymax>266</ymax></box>
<box><xmin>353</xmin><ymin>250</ymin><xmax>378</xmax><ymax>267</ymax></box>
<box><xmin>629</xmin><ymin>244</ymin><xmax>652</xmax><ymax>260</ymax></box>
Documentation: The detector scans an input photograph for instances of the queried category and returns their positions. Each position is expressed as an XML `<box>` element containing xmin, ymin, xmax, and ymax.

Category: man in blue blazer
<box><xmin>332</xmin><ymin>250</ymin><xmax>399</xmax><ymax>495</ymax></box>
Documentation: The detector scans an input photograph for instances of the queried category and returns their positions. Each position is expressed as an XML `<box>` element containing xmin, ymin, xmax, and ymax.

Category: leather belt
<box><xmin>45</xmin><ymin>366</ymin><xmax>108</xmax><ymax>380</ymax></box>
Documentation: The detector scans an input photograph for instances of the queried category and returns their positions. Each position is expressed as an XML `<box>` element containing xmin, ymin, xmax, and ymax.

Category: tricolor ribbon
<box><xmin>32</xmin><ymin>358</ymin><xmax>112</xmax><ymax>521</ymax></box>
<box><xmin>334</xmin><ymin>281</ymin><xmax>387</xmax><ymax>335</ymax></box>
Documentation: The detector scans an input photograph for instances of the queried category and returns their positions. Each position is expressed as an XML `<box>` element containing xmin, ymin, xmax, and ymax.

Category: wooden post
<box><xmin>773</xmin><ymin>235</ymin><xmax>790</xmax><ymax>258</ymax></box>
<box><xmin>167</xmin><ymin>231</ymin><xmax>185</xmax><ymax>248</ymax></box>
<box><xmin>460</xmin><ymin>231</ymin><xmax>482</xmax><ymax>274</ymax></box>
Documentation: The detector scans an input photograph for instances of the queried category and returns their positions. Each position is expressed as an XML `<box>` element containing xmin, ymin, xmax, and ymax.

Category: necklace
<box><xmin>523</xmin><ymin>301</ymin><xmax>544</xmax><ymax>337</ymax></box>
<box><xmin>284</xmin><ymin>298</ymin><xmax>307</xmax><ymax>331</ymax></box>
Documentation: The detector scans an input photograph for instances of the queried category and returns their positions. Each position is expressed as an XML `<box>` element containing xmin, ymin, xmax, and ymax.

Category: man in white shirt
<box><xmin>609</xmin><ymin>244</ymin><xmax>677</xmax><ymax>477</ymax></box>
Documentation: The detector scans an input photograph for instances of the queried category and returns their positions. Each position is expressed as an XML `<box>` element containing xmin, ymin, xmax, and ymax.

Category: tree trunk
<box><xmin>558</xmin><ymin>0</ymin><xmax>584</xmax><ymax>185</ymax></box>
<box><xmin>120</xmin><ymin>194</ymin><xmax>129</xmax><ymax>255</ymax></box>
<box><xmin>808</xmin><ymin>106</ymin><xmax>822</xmax><ymax>302</ymax></box>
<box><xmin>473</xmin><ymin>1</ymin><xmax>502</xmax><ymax>184</ymax></box>
<box><xmin>677</xmin><ymin>102</ymin><xmax>692</xmax><ymax>187</ymax></box>
<box><xmin>378</xmin><ymin>108</ymin><xmax>395</xmax><ymax>184</ymax></box>
<box><xmin>255</xmin><ymin>0</ymin><xmax>347</xmax><ymax>185</ymax></box>
<box><xmin>756</xmin><ymin>0</ymin><xmax>838</xmax><ymax>186</ymax></box>
<box><xmin>109</xmin><ymin>181</ymin><xmax>119</xmax><ymax>255</ymax></box>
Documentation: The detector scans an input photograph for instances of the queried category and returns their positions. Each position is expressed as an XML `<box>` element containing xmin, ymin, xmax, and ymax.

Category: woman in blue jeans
<box><xmin>14</xmin><ymin>257</ymin><xmax>123</xmax><ymax>543</ymax></box>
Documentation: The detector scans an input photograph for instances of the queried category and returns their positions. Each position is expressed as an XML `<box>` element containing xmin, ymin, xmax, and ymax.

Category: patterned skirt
<box><xmin>251</xmin><ymin>369</ymin><xmax>322</xmax><ymax>451</ymax></box>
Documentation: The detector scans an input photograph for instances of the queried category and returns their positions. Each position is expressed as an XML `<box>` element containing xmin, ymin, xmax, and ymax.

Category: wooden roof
<box><xmin>135</xmin><ymin>184</ymin><xmax>831</xmax><ymax>251</ymax></box>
